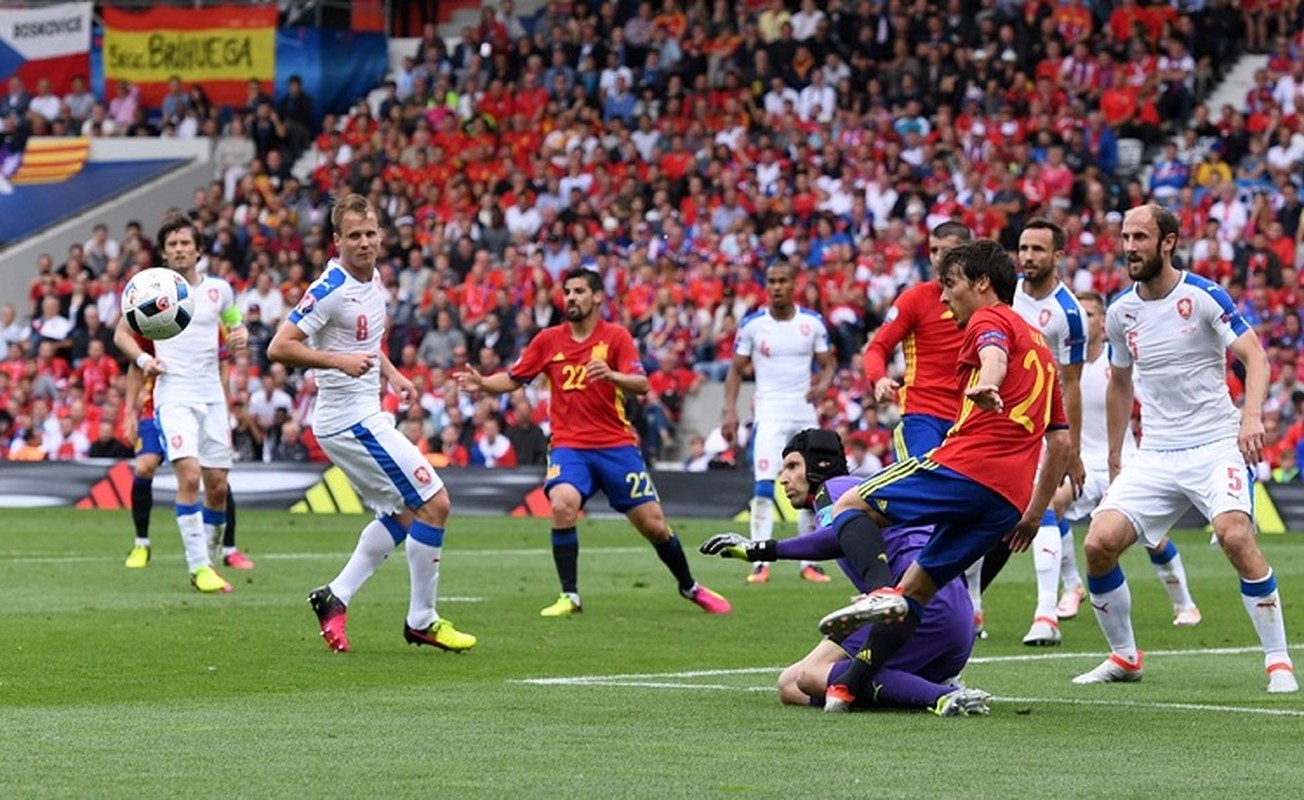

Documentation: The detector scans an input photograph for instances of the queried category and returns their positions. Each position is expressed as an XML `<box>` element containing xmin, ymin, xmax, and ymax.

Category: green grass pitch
<box><xmin>2</xmin><ymin>508</ymin><xmax>1301</xmax><ymax>798</ymax></box>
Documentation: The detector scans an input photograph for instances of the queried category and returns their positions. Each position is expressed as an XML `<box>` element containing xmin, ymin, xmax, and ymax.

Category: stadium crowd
<box><xmin>0</xmin><ymin>0</ymin><xmax>1302</xmax><ymax>484</ymax></box>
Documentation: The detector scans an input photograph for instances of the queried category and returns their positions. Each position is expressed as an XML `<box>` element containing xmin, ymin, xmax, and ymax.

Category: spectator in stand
<box><xmin>431</xmin><ymin>423</ymin><xmax>469</xmax><ymax>468</ymax></box>
<box><xmin>471</xmin><ymin>415</ymin><xmax>516</xmax><ymax>468</ymax></box>
<box><xmin>159</xmin><ymin>75</ymin><xmax>190</xmax><ymax>126</ymax></box>
<box><xmin>88</xmin><ymin>419</ymin><xmax>133</xmax><ymax>458</ymax></box>
<box><xmin>277</xmin><ymin>74</ymin><xmax>316</xmax><ymax>159</ymax></box>
<box><xmin>62</xmin><ymin>75</ymin><xmax>95</xmax><ymax>126</ymax></box>
<box><xmin>29</xmin><ymin>295</ymin><xmax>73</xmax><ymax>358</ymax></box>
<box><xmin>504</xmin><ymin>393</ymin><xmax>547</xmax><ymax>466</ymax></box>
<box><xmin>272</xmin><ymin>419</ymin><xmax>310</xmax><ymax>462</ymax></box>
<box><xmin>107</xmin><ymin>80</ymin><xmax>138</xmax><ymax>129</ymax></box>
<box><xmin>27</xmin><ymin>78</ymin><xmax>61</xmax><ymax>124</ymax></box>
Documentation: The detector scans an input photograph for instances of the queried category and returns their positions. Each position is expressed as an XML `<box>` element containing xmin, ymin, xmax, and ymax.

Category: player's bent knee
<box><xmin>416</xmin><ymin>488</ymin><xmax>451</xmax><ymax>526</ymax></box>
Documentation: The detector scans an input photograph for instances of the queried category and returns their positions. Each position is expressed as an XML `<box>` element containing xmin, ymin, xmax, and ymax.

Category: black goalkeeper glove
<box><xmin>699</xmin><ymin>533</ymin><xmax>777</xmax><ymax>562</ymax></box>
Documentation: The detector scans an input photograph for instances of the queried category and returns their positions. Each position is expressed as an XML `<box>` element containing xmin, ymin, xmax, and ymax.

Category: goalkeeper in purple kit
<box><xmin>701</xmin><ymin>429</ymin><xmax>992</xmax><ymax>715</ymax></box>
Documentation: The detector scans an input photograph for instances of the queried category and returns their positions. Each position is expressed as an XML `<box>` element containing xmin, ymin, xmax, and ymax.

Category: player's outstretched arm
<box><xmin>457</xmin><ymin>365</ymin><xmax>521</xmax><ymax>396</ymax></box>
<box><xmin>701</xmin><ymin>525</ymin><xmax>842</xmax><ymax>562</ymax></box>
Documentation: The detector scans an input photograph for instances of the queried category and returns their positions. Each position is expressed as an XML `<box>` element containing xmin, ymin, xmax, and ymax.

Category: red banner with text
<box><xmin>101</xmin><ymin>4</ymin><xmax>277</xmax><ymax>108</ymax></box>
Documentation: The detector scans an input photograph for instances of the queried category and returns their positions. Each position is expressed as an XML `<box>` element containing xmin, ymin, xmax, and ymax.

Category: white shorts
<box><xmin>751</xmin><ymin>414</ymin><xmax>818</xmax><ymax>482</ymax></box>
<box><xmin>1064</xmin><ymin>468</ymin><xmax>1110</xmax><ymax>522</ymax></box>
<box><xmin>157</xmin><ymin>402</ymin><xmax>233</xmax><ymax>469</ymax></box>
<box><xmin>317</xmin><ymin>412</ymin><xmax>445</xmax><ymax>517</ymax></box>
<box><xmin>1093</xmin><ymin>439</ymin><xmax>1253</xmax><ymax>548</ymax></box>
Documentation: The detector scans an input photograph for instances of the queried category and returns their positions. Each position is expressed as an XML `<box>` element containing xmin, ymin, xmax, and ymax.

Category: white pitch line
<box><xmin>515</xmin><ymin>645</ymin><xmax>1302</xmax><ymax>686</ymax></box>
<box><xmin>995</xmin><ymin>696</ymin><xmax>1304</xmax><ymax>718</ymax></box>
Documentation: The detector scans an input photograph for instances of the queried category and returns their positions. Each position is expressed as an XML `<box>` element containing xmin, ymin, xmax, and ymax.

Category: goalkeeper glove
<box><xmin>699</xmin><ymin>532</ymin><xmax>777</xmax><ymax>562</ymax></box>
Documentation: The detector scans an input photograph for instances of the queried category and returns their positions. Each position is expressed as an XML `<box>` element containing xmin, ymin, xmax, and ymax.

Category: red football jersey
<box><xmin>930</xmin><ymin>305</ymin><xmax>1068</xmax><ymax>510</ymax></box>
<box><xmin>508</xmin><ymin>320</ymin><xmax>644</xmax><ymax>450</ymax></box>
<box><xmin>863</xmin><ymin>281</ymin><xmax>965</xmax><ymax>422</ymax></box>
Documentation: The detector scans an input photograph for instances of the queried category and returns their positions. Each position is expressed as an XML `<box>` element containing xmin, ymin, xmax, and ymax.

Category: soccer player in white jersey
<box><xmin>267</xmin><ymin>194</ymin><xmax>475</xmax><ymax>654</ymax></box>
<box><xmin>1011</xmin><ymin>218</ymin><xmax>1087</xmax><ymax>645</ymax></box>
<box><xmin>723</xmin><ymin>261</ymin><xmax>837</xmax><ymax>584</ymax></box>
<box><xmin>113</xmin><ymin>212</ymin><xmax>247</xmax><ymax>594</ymax></box>
<box><xmin>1075</xmin><ymin>204</ymin><xmax>1295</xmax><ymax>693</ymax></box>
<box><xmin>1053</xmin><ymin>292</ymin><xmax>1200</xmax><ymax>625</ymax></box>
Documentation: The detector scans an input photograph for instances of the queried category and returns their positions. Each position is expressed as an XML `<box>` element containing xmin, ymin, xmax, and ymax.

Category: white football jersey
<box><xmin>735</xmin><ymin>306</ymin><xmax>830</xmax><ymax>419</ymax></box>
<box><xmin>1106</xmin><ymin>272</ymin><xmax>1247</xmax><ymax>451</ymax></box>
<box><xmin>1013</xmin><ymin>278</ymin><xmax>1087</xmax><ymax>367</ymax></box>
<box><xmin>289</xmin><ymin>261</ymin><xmax>387</xmax><ymax>437</ymax></box>
<box><xmin>153</xmin><ymin>274</ymin><xmax>236</xmax><ymax>407</ymax></box>
<box><xmin>1078</xmin><ymin>348</ymin><xmax>1136</xmax><ymax>473</ymax></box>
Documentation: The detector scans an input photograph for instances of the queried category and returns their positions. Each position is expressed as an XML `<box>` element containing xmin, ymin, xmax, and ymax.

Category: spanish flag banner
<box><xmin>101</xmin><ymin>5</ymin><xmax>277</xmax><ymax>108</ymax></box>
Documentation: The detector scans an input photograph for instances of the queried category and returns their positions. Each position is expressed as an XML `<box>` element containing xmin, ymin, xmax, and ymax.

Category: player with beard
<box><xmin>1074</xmin><ymin>204</ymin><xmax>1295</xmax><ymax>692</ymax></box>
<box><xmin>458</xmin><ymin>268</ymin><xmax>731</xmax><ymax>617</ymax></box>
<box><xmin>1052</xmin><ymin>292</ymin><xmax>1201</xmax><ymax>626</ymax></box>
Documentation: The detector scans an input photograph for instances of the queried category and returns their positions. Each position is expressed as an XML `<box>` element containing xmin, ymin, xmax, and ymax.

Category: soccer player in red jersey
<box><xmin>863</xmin><ymin>222</ymin><xmax>971</xmax><ymax>461</ymax></box>
<box><xmin>815</xmin><ymin>240</ymin><xmax>1072</xmax><ymax>711</ymax></box>
<box><xmin>458</xmin><ymin>268</ymin><xmax>730</xmax><ymax>617</ymax></box>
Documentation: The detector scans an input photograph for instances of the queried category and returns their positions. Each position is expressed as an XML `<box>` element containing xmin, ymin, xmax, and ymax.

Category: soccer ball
<box><xmin>121</xmin><ymin>268</ymin><xmax>194</xmax><ymax>340</ymax></box>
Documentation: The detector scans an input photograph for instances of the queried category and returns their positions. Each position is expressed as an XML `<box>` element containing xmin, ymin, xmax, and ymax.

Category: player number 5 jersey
<box><xmin>1105</xmin><ymin>272</ymin><xmax>1246</xmax><ymax>451</ymax></box>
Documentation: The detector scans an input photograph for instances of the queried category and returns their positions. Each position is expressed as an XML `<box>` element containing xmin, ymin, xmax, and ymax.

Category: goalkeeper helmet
<box><xmin>782</xmin><ymin>428</ymin><xmax>849</xmax><ymax>494</ymax></box>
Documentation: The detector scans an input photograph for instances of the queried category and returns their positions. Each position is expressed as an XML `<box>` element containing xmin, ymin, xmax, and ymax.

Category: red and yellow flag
<box><xmin>101</xmin><ymin>5</ymin><xmax>277</xmax><ymax>108</ymax></box>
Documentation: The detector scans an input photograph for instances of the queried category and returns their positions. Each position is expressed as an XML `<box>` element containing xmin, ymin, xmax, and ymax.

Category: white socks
<box><xmin>1087</xmin><ymin>565</ymin><xmax>1138</xmax><ymax>662</ymax></box>
<box><xmin>330</xmin><ymin>519</ymin><xmax>401</xmax><ymax>606</ymax></box>
<box><xmin>1032</xmin><ymin>516</ymin><xmax>1062</xmax><ymax>622</ymax></box>
<box><xmin>750</xmin><ymin>495</ymin><xmax>774</xmax><ymax>566</ymax></box>
<box><xmin>965</xmin><ymin>558</ymin><xmax>984</xmax><ymax>619</ymax></box>
<box><xmin>405</xmin><ymin>520</ymin><xmax>446</xmax><ymax>630</ymax></box>
<box><xmin>1148</xmin><ymin>539</ymin><xmax>1195</xmax><ymax>611</ymax></box>
<box><xmin>175</xmin><ymin>503</ymin><xmax>208</xmax><ymax>571</ymax></box>
<box><xmin>1241</xmin><ymin>570</ymin><xmax>1292</xmax><ymax>670</ymax></box>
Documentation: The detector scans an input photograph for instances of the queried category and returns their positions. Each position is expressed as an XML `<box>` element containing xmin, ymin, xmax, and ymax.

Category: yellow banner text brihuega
<box><xmin>104</xmin><ymin>27</ymin><xmax>274</xmax><ymax>81</ymax></box>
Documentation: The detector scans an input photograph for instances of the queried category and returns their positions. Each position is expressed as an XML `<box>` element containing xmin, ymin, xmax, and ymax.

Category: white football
<box><xmin>121</xmin><ymin>268</ymin><xmax>195</xmax><ymax>340</ymax></box>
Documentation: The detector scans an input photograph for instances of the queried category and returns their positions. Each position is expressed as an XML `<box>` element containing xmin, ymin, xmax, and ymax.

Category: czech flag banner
<box><xmin>102</xmin><ymin>4</ymin><xmax>277</xmax><ymax>108</ymax></box>
<box><xmin>0</xmin><ymin>2</ymin><xmax>92</xmax><ymax>95</ymax></box>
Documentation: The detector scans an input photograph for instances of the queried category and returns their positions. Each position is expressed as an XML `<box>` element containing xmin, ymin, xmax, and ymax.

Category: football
<box><xmin>121</xmin><ymin>268</ymin><xmax>195</xmax><ymax>340</ymax></box>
